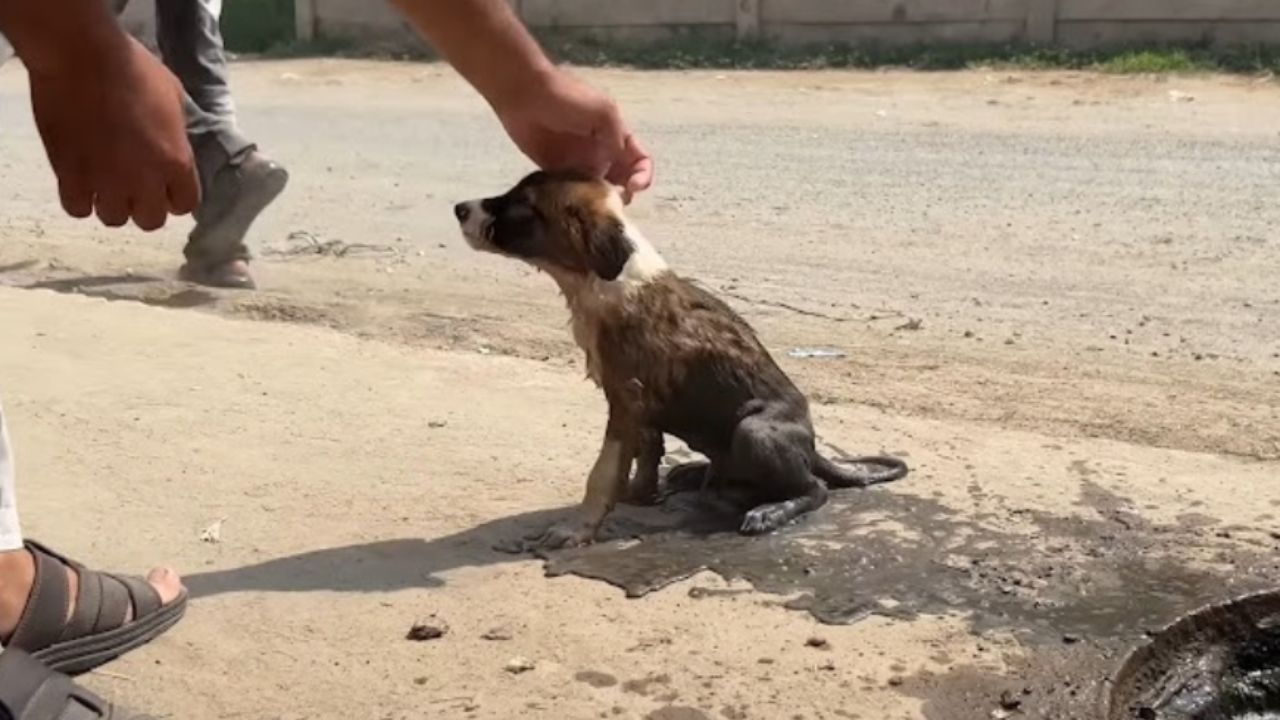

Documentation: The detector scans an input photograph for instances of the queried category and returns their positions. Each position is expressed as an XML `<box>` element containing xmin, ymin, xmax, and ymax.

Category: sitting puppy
<box><xmin>454</xmin><ymin>171</ymin><xmax>907</xmax><ymax>549</ymax></box>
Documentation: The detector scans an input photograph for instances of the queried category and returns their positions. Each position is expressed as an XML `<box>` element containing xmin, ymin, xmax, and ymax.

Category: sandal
<box><xmin>0</xmin><ymin>648</ymin><xmax>156</xmax><ymax>720</ymax></box>
<box><xmin>4</xmin><ymin>541</ymin><xmax>187</xmax><ymax>676</ymax></box>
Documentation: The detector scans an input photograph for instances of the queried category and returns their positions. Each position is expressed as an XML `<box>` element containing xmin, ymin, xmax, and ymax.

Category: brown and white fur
<box><xmin>454</xmin><ymin>171</ymin><xmax>907</xmax><ymax>549</ymax></box>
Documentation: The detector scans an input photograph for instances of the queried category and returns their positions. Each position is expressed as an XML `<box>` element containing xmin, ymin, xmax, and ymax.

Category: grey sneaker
<box><xmin>182</xmin><ymin>150</ymin><xmax>289</xmax><ymax>290</ymax></box>
<box><xmin>179</xmin><ymin>258</ymin><xmax>257</xmax><ymax>290</ymax></box>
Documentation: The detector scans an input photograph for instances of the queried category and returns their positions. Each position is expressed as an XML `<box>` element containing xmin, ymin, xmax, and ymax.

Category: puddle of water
<box><xmin>535</xmin><ymin>479</ymin><xmax>1274</xmax><ymax>645</ymax></box>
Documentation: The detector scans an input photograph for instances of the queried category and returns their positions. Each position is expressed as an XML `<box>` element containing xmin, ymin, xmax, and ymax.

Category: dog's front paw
<box><xmin>530</xmin><ymin>522</ymin><xmax>597</xmax><ymax>550</ymax></box>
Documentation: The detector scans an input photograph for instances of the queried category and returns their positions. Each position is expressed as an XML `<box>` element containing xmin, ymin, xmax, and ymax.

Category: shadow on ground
<box><xmin>23</xmin><ymin>274</ymin><xmax>219</xmax><ymax>309</ymax></box>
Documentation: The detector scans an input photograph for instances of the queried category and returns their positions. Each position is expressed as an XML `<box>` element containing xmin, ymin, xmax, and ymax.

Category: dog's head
<box><xmin>454</xmin><ymin>171</ymin><xmax>663</xmax><ymax>283</ymax></box>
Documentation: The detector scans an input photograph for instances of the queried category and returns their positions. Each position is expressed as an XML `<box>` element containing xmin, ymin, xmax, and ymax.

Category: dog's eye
<box><xmin>491</xmin><ymin>202</ymin><xmax>538</xmax><ymax>247</ymax></box>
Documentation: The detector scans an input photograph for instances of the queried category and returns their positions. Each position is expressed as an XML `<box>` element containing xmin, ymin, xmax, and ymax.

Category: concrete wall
<box><xmin>298</xmin><ymin>0</ymin><xmax>1280</xmax><ymax>50</ymax></box>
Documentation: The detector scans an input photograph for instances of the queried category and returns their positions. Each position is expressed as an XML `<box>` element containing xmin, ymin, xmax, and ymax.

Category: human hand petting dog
<box><xmin>392</xmin><ymin>0</ymin><xmax>654</xmax><ymax>203</ymax></box>
<box><xmin>6</xmin><ymin>0</ymin><xmax>650</xmax><ymax>235</ymax></box>
<box><xmin>490</xmin><ymin>69</ymin><xmax>653</xmax><ymax>203</ymax></box>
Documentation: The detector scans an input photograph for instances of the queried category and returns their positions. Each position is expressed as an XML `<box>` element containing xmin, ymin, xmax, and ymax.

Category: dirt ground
<box><xmin>0</xmin><ymin>59</ymin><xmax>1277</xmax><ymax>720</ymax></box>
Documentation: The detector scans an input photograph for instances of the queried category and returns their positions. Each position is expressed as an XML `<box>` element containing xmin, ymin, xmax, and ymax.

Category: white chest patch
<box><xmin>616</xmin><ymin>219</ymin><xmax>667</xmax><ymax>284</ymax></box>
<box><xmin>555</xmin><ymin>197</ymin><xmax>671</xmax><ymax>385</ymax></box>
<box><xmin>606</xmin><ymin>192</ymin><xmax>667</xmax><ymax>285</ymax></box>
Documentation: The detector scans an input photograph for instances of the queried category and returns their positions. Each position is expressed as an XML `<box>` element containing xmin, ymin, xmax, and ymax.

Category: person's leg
<box><xmin>155</xmin><ymin>0</ymin><xmax>242</xmax><ymax>126</ymax></box>
<box><xmin>153</xmin><ymin>0</ymin><xmax>289</xmax><ymax>290</ymax></box>
<box><xmin>0</xmin><ymin>398</ymin><xmax>22</xmax><ymax>554</ymax></box>
<box><xmin>0</xmin><ymin>400</ymin><xmax>186</xmax><ymax>675</ymax></box>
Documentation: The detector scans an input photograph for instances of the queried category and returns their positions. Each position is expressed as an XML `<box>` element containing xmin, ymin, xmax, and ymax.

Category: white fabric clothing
<box><xmin>0</xmin><ymin>399</ymin><xmax>24</xmax><ymax>552</ymax></box>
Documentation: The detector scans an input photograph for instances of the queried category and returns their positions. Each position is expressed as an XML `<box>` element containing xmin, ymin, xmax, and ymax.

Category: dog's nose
<box><xmin>454</xmin><ymin>203</ymin><xmax>470</xmax><ymax>222</ymax></box>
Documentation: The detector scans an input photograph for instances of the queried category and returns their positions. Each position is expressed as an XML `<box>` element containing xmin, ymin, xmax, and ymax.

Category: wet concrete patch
<box><xmin>516</xmin><ymin>466</ymin><xmax>1278</xmax><ymax>717</ymax></box>
<box><xmin>536</xmin><ymin>476</ymin><xmax>1274</xmax><ymax>640</ymax></box>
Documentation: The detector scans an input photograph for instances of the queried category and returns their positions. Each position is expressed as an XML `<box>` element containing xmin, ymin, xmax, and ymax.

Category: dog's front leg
<box><xmin>538</xmin><ymin>408</ymin><xmax>637</xmax><ymax>549</ymax></box>
<box><xmin>624</xmin><ymin>428</ymin><xmax>664</xmax><ymax>505</ymax></box>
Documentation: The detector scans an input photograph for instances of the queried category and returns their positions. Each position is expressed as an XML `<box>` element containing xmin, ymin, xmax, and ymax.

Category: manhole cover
<box><xmin>1105</xmin><ymin>589</ymin><xmax>1280</xmax><ymax>719</ymax></box>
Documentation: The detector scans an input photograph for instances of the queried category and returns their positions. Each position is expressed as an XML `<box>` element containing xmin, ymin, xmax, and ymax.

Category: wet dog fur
<box><xmin>454</xmin><ymin>171</ymin><xmax>907</xmax><ymax>549</ymax></box>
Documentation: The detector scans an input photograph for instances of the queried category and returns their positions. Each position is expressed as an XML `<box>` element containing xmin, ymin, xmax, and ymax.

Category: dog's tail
<box><xmin>813</xmin><ymin>453</ymin><xmax>909</xmax><ymax>489</ymax></box>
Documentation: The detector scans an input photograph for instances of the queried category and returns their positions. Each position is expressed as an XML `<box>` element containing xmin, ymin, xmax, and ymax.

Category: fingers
<box><xmin>605</xmin><ymin>133</ymin><xmax>655</xmax><ymax>204</ymax></box>
<box><xmin>33</xmin><ymin>112</ymin><xmax>94</xmax><ymax>219</ymax></box>
<box><xmin>130</xmin><ymin>178</ymin><xmax>170</xmax><ymax>231</ymax></box>
<box><xmin>166</xmin><ymin>157</ymin><xmax>200</xmax><ymax>217</ymax></box>
<box><xmin>622</xmin><ymin>134</ymin><xmax>654</xmax><ymax>195</ymax></box>
<box><xmin>69</xmin><ymin>158</ymin><xmax>194</xmax><ymax>231</ymax></box>
<box><xmin>56</xmin><ymin>164</ymin><xmax>94</xmax><ymax>219</ymax></box>
<box><xmin>94</xmin><ymin>189</ymin><xmax>131</xmax><ymax>228</ymax></box>
<box><xmin>592</xmin><ymin>98</ymin><xmax>627</xmax><ymax>158</ymax></box>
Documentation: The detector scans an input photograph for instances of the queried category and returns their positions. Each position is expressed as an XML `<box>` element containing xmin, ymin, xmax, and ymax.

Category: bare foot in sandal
<box><xmin>0</xmin><ymin>541</ymin><xmax>186</xmax><ymax>676</ymax></box>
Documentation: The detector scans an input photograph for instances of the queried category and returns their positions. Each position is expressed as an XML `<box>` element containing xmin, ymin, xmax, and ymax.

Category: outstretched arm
<box><xmin>0</xmin><ymin>0</ymin><xmax>198</xmax><ymax>229</ymax></box>
<box><xmin>389</xmin><ymin>0</ymin><xmax>654</xmax><ymax>199</ymax></box>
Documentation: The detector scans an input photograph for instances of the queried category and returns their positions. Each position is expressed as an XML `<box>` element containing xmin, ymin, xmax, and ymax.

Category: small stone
<box><xmin>805</xmin><ymin>637</ymin><xmax>830</xmax><ymax>650</ymax></box>
<box><xmin>413</xmin><ymin>676</ymin><xmax>428</xmax><ymax>685</ymax></box>
<box><xmin>406</xmin><ymin>622</ymin><xmax>447</xmax><ymax>641</ymax></box>
<box><xmin>505</xmin><ymin>657</ymin><xmax>536</xmax><ymax>674</ymax></box>
<box><xmin>818</xmin><ymin>660</ymin><xmax>836</xmax><ymax>671</ymax></box>
<box><xmin>887</xmin><ymin>676</ymin><xmax>904</xmax><ymax>687</ymax></box>
<box><xmin>1062</xmin><ymin>634</ymin><xmax>1080</xmax><ymax>644</ymax></box>
<box><xmin>999</xmin><ymin>690</ymin><xmax>1022</xmax><ymax>710</ymax></box>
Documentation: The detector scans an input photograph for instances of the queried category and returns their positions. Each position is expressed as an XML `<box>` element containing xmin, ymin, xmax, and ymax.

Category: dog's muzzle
<box><xmin>453</xmin><ymin>200</ymin><xmax>491</xmax><ymax>249</ymax></box>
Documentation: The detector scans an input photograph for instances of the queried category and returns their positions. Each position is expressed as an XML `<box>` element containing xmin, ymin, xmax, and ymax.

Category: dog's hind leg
<box><xmin>728</xmin><ymin>415</ymin><xmax>830</xmax><ymax>535</ymax></box>
<box><xmin>740</xmin><ymin>487</ymin><xmax>828</xmax><ymax>535</ymax></box>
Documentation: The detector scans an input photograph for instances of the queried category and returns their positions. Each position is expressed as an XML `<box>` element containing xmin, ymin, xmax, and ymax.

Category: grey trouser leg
<box><xmin>154</xmin><ymin>0</ymin><xmax>256</xmax><ymax>265</ymax></box>
<box><xmin>155</xmin><ymin>0</ymin><xmax>253</xmax><ymax>162</ymax></box>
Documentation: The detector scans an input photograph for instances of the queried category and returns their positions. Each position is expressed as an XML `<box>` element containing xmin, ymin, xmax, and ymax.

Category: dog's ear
<box><xmin>585</xmin><ymin>217</ymin><xmax>633</xmax><ymax>281</ymax></box>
